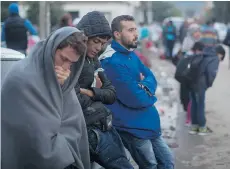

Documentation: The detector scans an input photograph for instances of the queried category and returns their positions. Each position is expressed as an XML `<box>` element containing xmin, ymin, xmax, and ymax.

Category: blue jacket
<box><xmin>163</xmin><ymin>25</ymin><xmax>176</xmax><ymax>41</ymax></box>
<box><xmin>193</xmin><ymin>46</ymin><xmax>219</xmax><ymax>92</ymax></box>
<box><xmin>200</xmin><ymin>46</ymin><xmax>219</xmax><ymax>89</ymax></box>
<box><xmin>99</xmin><ymin>40</ymin><xmax>161</xmax><ymax>139</ymax></box>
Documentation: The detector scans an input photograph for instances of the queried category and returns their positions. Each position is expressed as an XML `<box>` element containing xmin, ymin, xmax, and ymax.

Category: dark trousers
<box><xmin>166</xmin><ymin>40</ymin><xmax>175</xmax><ymax>58</ymax></box>
<box><xmin>180</xmin><ymin>84</ymin><xmax>190</xmax><ymax>112</ymax></box>
<box><xmin>191</xmin><ymin>89</ymin><xmax>206</xmax><ymax>127</ymax></box>
<box><xmin>88</xmin><ymin>127</ymin><xmax>133</xmax><ymax>169</ymax></box>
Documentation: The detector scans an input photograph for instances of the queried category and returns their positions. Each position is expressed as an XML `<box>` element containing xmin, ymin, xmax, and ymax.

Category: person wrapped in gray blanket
<box><xmin>1</xmin><ymin>27</ymin><xmax>91</xmax><ymax>169</ymax></box>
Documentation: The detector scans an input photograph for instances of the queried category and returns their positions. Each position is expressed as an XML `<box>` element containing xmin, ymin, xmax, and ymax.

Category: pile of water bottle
<box><xmin>150</xmin><ymin>56</ymin><xmax>181</xmax><ymax>147</ymax></box>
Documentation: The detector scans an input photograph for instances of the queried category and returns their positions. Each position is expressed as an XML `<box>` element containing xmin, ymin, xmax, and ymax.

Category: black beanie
<box><xmin>77</xmin><ymin>11</ymin><xmax>111</xmax><ymax>38</ymax></box>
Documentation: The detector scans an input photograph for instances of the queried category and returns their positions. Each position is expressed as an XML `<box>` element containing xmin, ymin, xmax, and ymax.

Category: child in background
<box><xmin>189</xmin><ymin>45</ymin><xmax>225</xmax><ymax>135</ymax></box>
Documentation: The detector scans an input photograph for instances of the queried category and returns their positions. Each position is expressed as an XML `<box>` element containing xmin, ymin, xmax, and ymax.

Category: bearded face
<box><xmin>117</xmin><ymin>21</ymin><xmax>139</xmax><ymax>49</ymax></box>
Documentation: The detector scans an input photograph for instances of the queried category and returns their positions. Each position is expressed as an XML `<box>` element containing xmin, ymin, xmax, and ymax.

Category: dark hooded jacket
<box><xmin>75</xmin><ymin>57</ymin><xmax>116</xmax><ymax>125</ymax></box>
<box><xmin>223</xmin><ymin>28</ymin><xmax>230</xmax><ymax>47</ymax></box>
<box><xmin>75</xmin><ymin>11</ymin><xmax>116</xmax><ymax>125</ymax></box>
<box><xmin>1</xmin><ymin>27</ymin><xmax>90</xmax><ymax>169</ymax></box>
<box><xmin>194</xmin><ymin>46</ymin><xmax>219</xmax><ymax>91</ymax></box>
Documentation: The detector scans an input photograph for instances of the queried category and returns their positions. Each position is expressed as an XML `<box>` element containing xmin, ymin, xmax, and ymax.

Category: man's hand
<box><xmin>80</xmin><ymin>88</ymin><xmax>94</xmax><ymax>97</ymax></box>
<box><xmin>140</xmin><ymin>73</ymin><xmax>145</xmax><ymax>81</ymax></box>
<box><xmin>55</xmin><ymin>66</ymin><xmax>71</xmax><ymax>85</ymax></box>
<box><xmin>96</xmin><ymin>75</ymin><xmax>103</xmax><ymax>88</ymax></box>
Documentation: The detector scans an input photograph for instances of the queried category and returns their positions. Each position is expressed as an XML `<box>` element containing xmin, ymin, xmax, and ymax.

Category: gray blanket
<box><xmin>1</xmin><ymin>27</ymin><xmax>90</xmax><ymax>169</ymax></box>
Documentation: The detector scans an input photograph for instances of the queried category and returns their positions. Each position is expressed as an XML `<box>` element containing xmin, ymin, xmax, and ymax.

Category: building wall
<box><xmin>63</xmin><ymin>1</ymin><xmax>138</xmax><ymax>23</ymax></box>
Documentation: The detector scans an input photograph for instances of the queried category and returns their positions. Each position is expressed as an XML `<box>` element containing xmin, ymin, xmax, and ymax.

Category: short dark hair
<box><xmin>216</xmin><ymin>45</ymin><xmax>225</xmax><ymax>61</ymax></box>
<box><xmin>60</xmin><ymin>13</ymin><xmax>72</xmax><ymax>27</ymax></box>
<box><xmin>111</xmin><ymin>15</ymin><xmax>135</xmax><ymax>39</ymax></box>
<box><xmin>206</xmin><ymin>19</ymin><xmax>214</xmax><ymax>26</ymax></box>
<box><xmin>57</xmin><ymin>32</ymin><xmax>88</xmax><ymax>56</ymax></box>
<box><xmin>192</xmin><ymin>41</ymin><xmax>205</xmax><ymax>51</ymax></box>
<box><xmin>169</xmin><ymin>20</ymin><xmax>173</xmax><ymax>24</ymax></box>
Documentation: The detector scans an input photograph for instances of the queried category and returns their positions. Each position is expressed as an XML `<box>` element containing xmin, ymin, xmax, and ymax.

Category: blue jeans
<box><xmin>118</xmin><ymin>131</ymin><xmax>174</xmax><ymax>169</ymax></box>
<box><xmin>166</xmin><ymin>40</ymin><xmax>175</xmax><ymax>58</ymax></box>
<box><xmin>190</xmin><ymin>89</ymin><xmax>206</xmax><ymax>127</ymax></box>
<box><xmin>88</xmin><ymin>127</ymin><xmax>133</xmax><ymax>169</ymax></box>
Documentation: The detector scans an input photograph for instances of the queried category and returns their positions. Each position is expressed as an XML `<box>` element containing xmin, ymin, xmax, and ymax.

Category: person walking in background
<box><xmin>99</xmin><ymin>15</ymin><xmax>174</xmax><ymax>169</ymax></box>
<box><xmin>1</xmin><ymin>3</ymin><xmax>37</xmax><ymax>55</ymax></box>
<box><xmin>181</xmin><ymin>23</ymin><xmax>201</xmax><ymax>53</ymax></box>
<box><xmin>52</xmin><ymin>13</ymin><xmax>73</xmax><ymax>32</ymax></box>
<box><xmin>60</xmin><ymin>13</ymin><xmax>74</xmax><ymax>28</ymax></box>
<box><xmin>139</xmin><ymin>22</ymin><xmax>150</xmax><ymax>57</ymax></box>
<box><xmin>179</xmin><ymin>20</ymin><xmax>189</xmax><ymax>44</ymax></box>
<box><xmin>177</xmin><ymin>42</ymin><xmax>205</xmax><ymax>126</ymax></box>
<box><xmin>173</xmin><ymin>23</ymin><xmax>201</xmax><ymax>66</ymax></box>
<box><xmin>178</xmin><ymin>25</ymin><xmax>202</xmax><ymax>126</ymax></box>
<box><xmin>163</xmin><ymin>20</ymin><xmax>177</xmax><ymax>59</ymax></box>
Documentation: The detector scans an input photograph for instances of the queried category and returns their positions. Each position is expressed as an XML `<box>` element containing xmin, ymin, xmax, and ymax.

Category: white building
<box><xmin>62</xmin><ymin>1</ymin><xmax>140</xmax><ymax>24</ymax></box>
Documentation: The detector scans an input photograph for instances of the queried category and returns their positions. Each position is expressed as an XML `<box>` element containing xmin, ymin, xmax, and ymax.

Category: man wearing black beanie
<box><xmin>75</xmin><ymin>11</ymin><xmax>133</xmax><ymax>169</ymax></box>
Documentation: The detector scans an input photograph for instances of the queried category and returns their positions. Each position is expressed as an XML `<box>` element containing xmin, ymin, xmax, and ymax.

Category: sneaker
<box><xmin>189</xmin><ymin>125</ymin><xmax>199</xmax><ymax>135</ymax></box>
<box><xmin>198</xmin><ymin>127</ymin><xmax>212</xmax><ymax>136</ymax></box>
<box><xmin>185</xmin><ymin>121</ymin><xmax>191</xmax><ymax>127</ymax></box>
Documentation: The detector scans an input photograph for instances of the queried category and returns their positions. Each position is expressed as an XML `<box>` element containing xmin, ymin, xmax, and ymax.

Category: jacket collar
<box><xmin>111</xmin><ymin>40</ymin><xmax>131</xmax><ymax>55</ymax></box>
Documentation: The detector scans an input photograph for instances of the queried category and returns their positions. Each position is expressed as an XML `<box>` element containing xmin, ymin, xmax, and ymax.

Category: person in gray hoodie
<box><xmin>1</xmin><ymin>27</ymin><xmax>90</xmax><ymax>169</ymax></box>
<box><xmin>181</xmin><ymin>23</ymin><xmax>201</xmax><ymax>53</ymax></box>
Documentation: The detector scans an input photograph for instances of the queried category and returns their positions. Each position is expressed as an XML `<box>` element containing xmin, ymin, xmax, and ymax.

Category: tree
<box><xmin>185</xmin><ymin>9</ymin><xmax>195</xmax><ymax>18</ymax></box>
<box><xmin>169</xmin><ymin>7</ymin><xmax>182</xmax><ymax>17</ymax></box>
<box><xmin>151</xmin><ymin>2</ymin><xmax>182</xmax><ymax>22</ymax></box>
<box><xmin>212</xmin><ymin>1</ymin><xmax>230</xmax><ymax>23</ymax></box>
<box><xmin>25</xmin><ymin>1</ymin><xmax>65</xmax><ymax>27</ymax></box>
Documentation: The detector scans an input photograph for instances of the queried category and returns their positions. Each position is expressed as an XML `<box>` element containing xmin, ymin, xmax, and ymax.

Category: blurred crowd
<box><xmin>1</xmin><ymin>2</ymin><xmax>230</xmax><ymax>169</ymax></box>
<box><xmin>138</xmin><ymin>16</ymin><xmax>229</xmax><ymax>135</ymax></box>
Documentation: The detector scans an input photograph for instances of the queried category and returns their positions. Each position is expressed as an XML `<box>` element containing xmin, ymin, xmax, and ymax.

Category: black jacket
<box><xmin>192</xmin><ymin>47</ymin><xmax>219</xmax><ymax>92</ymax></box>
<box><xmin>75</xmin><ymin>57</ymin><xmax>116</xmax><ymax>125</ymax></box>
<box><xmin>5</xmin><ymin>15</ymin><xmax>28</xmax><ymax>50</ymax></box>
<box><xmin>223</xmin><ymin>28</ymin><xmax>230</xmax><ymax>47</ymax></box>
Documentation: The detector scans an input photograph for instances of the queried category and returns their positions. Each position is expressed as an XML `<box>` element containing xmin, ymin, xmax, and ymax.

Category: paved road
<box><xmin>174</xmin><ymin>46</ymin><xmax>230</xmax><ymax>169</ymax></box>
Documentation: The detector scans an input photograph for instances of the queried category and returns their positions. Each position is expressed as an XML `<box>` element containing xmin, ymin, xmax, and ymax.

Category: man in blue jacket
<box><xmin>99</xmin><ymin>15</ymin><xmax>174</xmax><ymax>169</ymax></box>
<box><xmin>1</xmin><ymin>3</ymin><xmax>37</xmax><ymax>54</ymax></box>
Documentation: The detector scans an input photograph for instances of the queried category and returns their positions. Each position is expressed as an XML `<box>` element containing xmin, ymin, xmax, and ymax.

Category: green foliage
<box><xmin>50</xmin><ymin>2</ymin><xmax>65</xmax><ymax>27</ymax></box>
<box><xmin>151</xmin><ymin>2</ymin><xmax>182</xmax><ymax>22</ymax></box>
<box><xmin>212</xmin><ymin>1</ymin><xmax>230</xmax><ymax>23</ymax></box>
<box><xmin>26</xmin><ymin>1</ymin><xmax>39</xmax><ymax>25</ymax></box>
<box><xmin>169</xmin><ymin>7</ymin><xmax>182</xmax><ymax>17</ymax></box>
<box><xmin>1</xmin><ymin>1</ymin><xmax>64</xmax><ymax>27</ymax></box>
<box><xmin>26</xmin><ymin>1</ymin><xmax>64</xmax><ymax>27</ymax></box>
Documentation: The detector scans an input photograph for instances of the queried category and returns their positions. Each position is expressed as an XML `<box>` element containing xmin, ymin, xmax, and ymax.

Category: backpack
<box><xmin>175</xmin><ymin>54</ymin><xmax>204</xmax><ymax>88</ymax></box>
